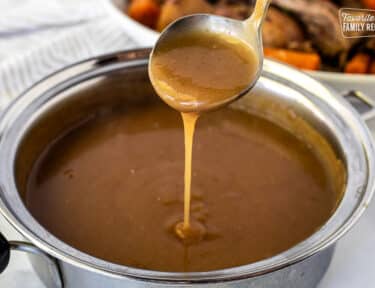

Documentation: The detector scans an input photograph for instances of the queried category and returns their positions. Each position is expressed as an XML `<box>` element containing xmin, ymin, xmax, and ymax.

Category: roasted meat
<box><xmin>263</xmin><ymin>7</ymin><xmax>306</xmax><ymax>50</ymax></box>
<box><xmin>272</xmin><ymin>0</ymin><xmax>355</xmax><ymax>57</ymax></box>
<box><xmin>335</xmin><ymin>0</ymin><xmax>364</xmax><ymax>8</ymax></box>
<box><xmin>366</xmin><ymin>38</ymin><xmax>375</xmax><ymax>51</ymax></box>
<box><xmin>214</xmin><ymin>3</ymin><xmax>250</xmax><ymax>19</ymax></box>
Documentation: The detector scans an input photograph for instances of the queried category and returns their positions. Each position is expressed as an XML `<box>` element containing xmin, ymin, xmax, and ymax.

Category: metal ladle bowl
<box><xmin>149</xmin><ymin>0</ymin><xmax>271</xmax><ymax>112</ymax></box>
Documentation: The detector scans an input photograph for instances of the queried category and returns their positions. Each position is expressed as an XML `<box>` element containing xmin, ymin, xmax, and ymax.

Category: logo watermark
<box><xmin>339</xmin><ymin>8</ymin><xmax>375</xmax><ymax>38</ymax></box>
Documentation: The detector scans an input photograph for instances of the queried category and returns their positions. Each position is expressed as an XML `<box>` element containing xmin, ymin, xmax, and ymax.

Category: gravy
<box><xmin>149</xmin><ymin>30</ymin><xmax>259</xmax><ymax>112</ymax></box>
<box><xmin>150</xmin><ymin>30</ymin><xmax>259</xmax><ymax>240</ymax></box>
<box><xmin>26</xmin><ymin>103</ymin><xmax>338</xmax><ymax>272</ymax></box>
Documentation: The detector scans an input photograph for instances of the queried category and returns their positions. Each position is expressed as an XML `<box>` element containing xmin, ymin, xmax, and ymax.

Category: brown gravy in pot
<box><xmin>26</xmin><ymin>102</ymin><xmax>339</xmax><ymax>272</ymax></box>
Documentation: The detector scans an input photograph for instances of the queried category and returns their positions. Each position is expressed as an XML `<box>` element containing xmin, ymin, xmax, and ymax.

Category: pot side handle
<box><xmin>342</xmin><ymin>90</ymin><xmax>375</xmax><ymax>121</ymax></box>
<box><xmin>0</xmin><ymin>232</ymin><xmax>63</xmax><ymax>287</ymax></box>
<box><xmin>0</xmin><ymin>232</ymin><xmax>10</xmax><ymax>273</ymax></box>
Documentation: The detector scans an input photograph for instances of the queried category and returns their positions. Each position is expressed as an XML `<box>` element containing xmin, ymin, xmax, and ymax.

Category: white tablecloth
<box><xmin>0</xmin><ymin>0</ymin><xmax>138</xmax><ymax>109</ymax></box>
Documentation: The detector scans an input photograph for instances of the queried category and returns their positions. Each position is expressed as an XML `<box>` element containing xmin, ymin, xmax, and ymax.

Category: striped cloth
<box><xmin>0</xmin><ymin>2</ymin><xmax>138</xmax><ymax>286</ymax></box>
<box><xmin>0</xmin><ymin>0</ymin><xmax>138</xmax><ymax>109</ymax></box>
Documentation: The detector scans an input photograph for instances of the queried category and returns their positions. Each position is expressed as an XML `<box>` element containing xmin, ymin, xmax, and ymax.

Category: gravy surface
<box><xmin>149</xmin><ymin>30</ymin><xmax>258</xmax><ymax>112</ymax></box>
<box><xmin>26</xmin><ymin>103</ymin><xmax>338</xmax><ymax>272</ymax></box>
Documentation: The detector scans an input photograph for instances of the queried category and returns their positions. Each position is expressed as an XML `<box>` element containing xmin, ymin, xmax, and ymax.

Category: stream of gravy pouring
<box><xmin>149</xmin><ymin>0</ymin><xmax>267</xmax><ymax>244</ymax></box>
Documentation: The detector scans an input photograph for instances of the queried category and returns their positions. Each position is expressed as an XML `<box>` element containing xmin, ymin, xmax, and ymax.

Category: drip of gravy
<box><xmin>180</xmin><ymin>113</ymin><xmax>198</xmax><ymax>229</ymax></box>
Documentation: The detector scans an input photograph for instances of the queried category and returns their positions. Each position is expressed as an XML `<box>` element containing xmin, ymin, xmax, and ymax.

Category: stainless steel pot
<box><xmin>0</xmin><ymin>49</ymin><xmax>374</xmax><ymax>288</ymax></box>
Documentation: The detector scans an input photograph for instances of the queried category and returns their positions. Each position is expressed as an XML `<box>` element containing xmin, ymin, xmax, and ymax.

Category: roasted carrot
<box><xmin>128</xmin><ymin>0</ymin><xmax>160</xmax><ymax>29</ymax></box>
<box><xmin>361</xmin><ymin>0</ymin><xmax>375</xmax><ymax>9</ymax></box>
<box><xmin>370</xmin><ymin>59</ymin><xmax>375</xmax><ymax>74</ymax></box>
<box><xmin>345</xmin><ymin>53</ymin><xmax>371</xmax><ymax>74</ymax></box>
<box><xmin>264</xmin><ymin>48</ymin><xmax>321</xmax><ymax>70</ymax></box>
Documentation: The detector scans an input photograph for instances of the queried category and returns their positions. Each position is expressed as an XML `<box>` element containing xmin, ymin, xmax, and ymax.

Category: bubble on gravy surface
<box><xmin>25</xmin><ymin>102</ymin><xmax>343</xmax><ymax>272</ymax></box>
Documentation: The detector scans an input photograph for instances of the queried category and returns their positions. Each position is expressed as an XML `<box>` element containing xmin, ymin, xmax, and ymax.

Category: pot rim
<box><xmin>0</xmin><ymin>48</ymin><xmax>374</xmax><ymax>284</ymax></box>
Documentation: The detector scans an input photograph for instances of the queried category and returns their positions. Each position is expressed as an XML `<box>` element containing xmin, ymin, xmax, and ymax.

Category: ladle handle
<box><xmin>0</xmin><ymin>231</ymin><xmax>63</xmax><ymax>287</ymax></box>
<box><xmin>246</xmin><ymin>0</ymin><xmax>272</xmax><ymax>29</ymax></box>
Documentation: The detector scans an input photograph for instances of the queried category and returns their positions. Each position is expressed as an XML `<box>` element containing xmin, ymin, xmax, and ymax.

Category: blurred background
<box><xmin>1</xmin><ymin>0</ymin><xmax>374</xmax><ymax>110</ymax></box>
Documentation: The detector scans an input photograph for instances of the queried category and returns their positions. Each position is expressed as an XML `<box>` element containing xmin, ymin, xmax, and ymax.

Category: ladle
<box><xmin>149</xmin><ymin>0</ymin><xmax>271</xmax><ymax>112</ymax></box>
